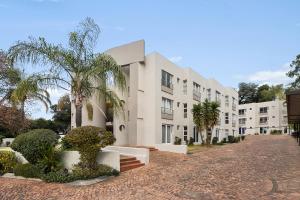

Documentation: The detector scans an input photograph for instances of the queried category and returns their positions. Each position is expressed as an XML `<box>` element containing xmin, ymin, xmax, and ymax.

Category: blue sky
<box><xmin>1</xmin><ymin>0</ymin><xmax>300</xmax><ymax>119</ymax></box>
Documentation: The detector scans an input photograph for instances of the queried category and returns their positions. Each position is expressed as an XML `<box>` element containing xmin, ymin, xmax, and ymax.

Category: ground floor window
<box><xmin>162</xmin><ymin>124</ymin><xmax>172</xmax><ymax>143</ymax></box>
<box><xmin>260</xmin><ymin>127</ymin><xmax>268</xmax><ymax>134</ymax></box>
<box><xmin>184</xmin><ymin>126</ymin><xmax>188</xmax><ymax>141</ymax></box>
<box><xmin>284</xmin><ymin>127</ymin><xmax>288</xmax><ymax>133</ymax></box>
<box><xmin>215</xmin><ymin>128</ymin><xmax>219</xmax><ymax>138</ymax></box>
<box><xmin>239</xmin><ymin>127</ymin><xmax>246</xmax><ymax>135</ymax></box>
<box><xmin>193</xmin><ymin>126</ymin><xmax>199</xmax><ymax>142</ymax></box>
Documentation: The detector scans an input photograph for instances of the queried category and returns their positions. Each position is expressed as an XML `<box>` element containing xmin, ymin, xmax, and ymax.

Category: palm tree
<box><xmin>8</xmin><ymin>17</ymin><xmax>126</xmax><ymax>127</ymax></box>
<box><xmin>192</xmin><ymin>99</ymin><xmax>220</xmax><ymax>145</ymax></box>
<box><xmin>10</xmin><ymin>74</ymin><xmax>51</xmax><ymax>119</ymax></box>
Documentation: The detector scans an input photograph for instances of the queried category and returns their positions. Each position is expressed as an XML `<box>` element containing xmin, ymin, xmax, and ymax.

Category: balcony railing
<box><xmin>161</xmin><ymin>107</ymin><xmax>173</xmax><ymax>120</ymax></box>
<box><xmin>232</xmin><ymin>122</ymin><xmax>236</xmax><ymax>127</ymax></box>
<box><xmin>161</xmin><ymin>81</ymin><xmax>173</xmax><ymax>94</ymax></box>
<box><xmin>239</xmin><ymin>121</ymin><xmax>246</xmax><ymax>125</ymax></box>
<box><xmin>232</xmin><ymin>104</ymin><xmax>237</xmax><ymax>111</ymax></box>
<box><xmin>259</xmin><ymin>121</ymin><xmax>268</xmax><ymax>125</ymax></box>
<box><xmin>193</xmin><ymin>90</ymin><xmax>201</xmax><ymax>102</ymax></box>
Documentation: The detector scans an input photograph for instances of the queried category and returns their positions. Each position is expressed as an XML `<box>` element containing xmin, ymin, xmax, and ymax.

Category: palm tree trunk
<box><xmin>75</xmin><ymin>94</ymin><xmax>83</xmax><ymax>127</ymax></box>
<box><xmin>20</xmin><ymin>101</ymin><xmax>25</xmax><ymax>120</ymax></box>
<box><xmin>199</xmin><ymin>130</ymin><xmax>205</xmax><ymax>144</ymax></box>
<box><xmin>206</xmin><ymin>128</ymin><xmax>211</xmax><ymax>145</ymax></box>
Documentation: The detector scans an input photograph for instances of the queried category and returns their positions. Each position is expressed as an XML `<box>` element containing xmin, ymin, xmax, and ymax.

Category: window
<box><xmin>177</xmin><ymin>125</ymin><xmax>180</xmax><ymax>130</ymax></box>
<box><xmin>193</xmin><ymin>82</ymin><xmax>201</xmax><ymax>93</ymax></box>
<box><xmin>225</xmin><ymin>96</ymin><xmax>229</xmax><ymax>107</ymax></box>
<box><xmin>284</xmin><ymin>127</ymin><xmax>288</xmax><ymax>133</ymax></box>
<box><xmin>259</xmin><ymin>107</ymin><xmax>268</xmax><ymax>114</ymax></box>
<box><xmin>232</xmin><ymin>97</ymin><xmax>236</xmax><ymax>111</ymax></box>
<box><xmin>225</xmin><ymin>113</ymin><xmax>229</xmax><ymax>124</ymax></box>
<box><xmin>259</xmin><ymin>117</ymin><xmax>268</xmax><ymax>124</ymax></box>
<box><xmin>183</xmin><ymin>80</ymin><xmax>187</xmax><ymax>94</ymax></box>
<box><xmin>232</xmin><ymin>114</ymin><xmax>236</xmax><ymax>126</ymax></box>
<box><xmin>239</xmin><ymin>127</ymin><xmax>246</xmax><ymax>135</ymax></box>
<box><xmin>239</xmin><ymin>109</ymin><xmax>246</xmax><ymax>116</ymax></box>
<box><xmin>239</xmin><ymin>118</ymin><xmax>246</xmax><ymax>125</ymax></box>
<box><xmin>128</xmin><ymin>86</ymin><xmax>130</xmax><ymax>97</ymax></box>
<box><xmin>162</xmin><ymin>124</ymin><xmax>172</xmax><ymax>143</ymax></box>
<box><xmin>183</xmin><ymin>126</ymin><xmax>188</xmax><ymax>141</ymax></box>
<box><xmin>161</xmin><ymin>70</ymin><xmax>173</xmax><ymax>89</ymax></box>
<box><xmin>207</xmin><ymin>89</ymin><xmax>211</xmax><ymax>101</ymax></box>
<box><xmin>272</xmin><ymin>116</ymin><xmax>275</xmax><ymax>118</ymax></box>
<box><xmin>128</xmin><ymin>110</ymin><xmax>130</xmax><ymax>120</ymax></box>
<box><xmin>161</xmin><ymin>97</ymin><xmax>173</xmax><ymax>114</ymax></box>
<box><xmin>260</xmin><ymin>127</ymin><xmax>268</xmax><ymax>134</ymax></box>
<box><xmin>193</xmin><ymin>127</ymin><xmax>199</xmax><ymax>142</ymax></box>
<box><xmin>177</xmin><ymin>77</ymin><xmax>180</xmax><ymax>83</ymax></box>
<box><xmin>215</xmin><ymin>91</ymin><xmax>221</xmax><ymax>103</ymax></box>
<box><xmin>177</xmin><ymin>102</ymin><xmax>180</xmax><ymax>107</ymax></box>
<box><xmin>183</xmin><ymin>103</ymin><xmax>187</xmax><ymax>118</ymax></box>
<box><xmin>215</xmin><ymin>128</ymin><xmax>220</xmax><ymax>139</ymax></box>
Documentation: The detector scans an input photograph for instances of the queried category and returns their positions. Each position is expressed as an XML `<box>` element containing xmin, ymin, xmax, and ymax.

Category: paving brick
<box><xmin>0</xmin><ymin>135</ymin><xmax>299</xmax><ymax>200</ymax></box>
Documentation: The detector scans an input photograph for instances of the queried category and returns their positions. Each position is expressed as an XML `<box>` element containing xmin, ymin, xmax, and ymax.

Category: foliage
<box><xmin>0</xmin><ymin>135</ymin><xmax>4</xmax><ymax>144</ymax></box>
<box><xmin>64</xmin><ymin>126</ymin><xmax>115</xmax><ymax>169</ymax></box>
<box><xmin>192</xmin><ymin>99</ymin><xmax>220</xmax><ymax>145</ymax></box>
<box><xmin>5</xmin><ymin>141</ymin><xmax>11</xmax><ymax>147</ymax></box>
<box><xmin>212</xmin><ymin>137</ymin><xmax>218</xmax><ymax>145</ymax></box>
<box><xmin>11</xmin><ymin>129</ymin><xmax>58</xmax><ymax>164</ymax></box>
<box><xmin>0</xmin><ymin>105</ymin><xmax>30</xmax><ymax>137</ymax></box>
<box><xmin>8</xmin><ymin>17</ymin><xmax>126</xmax><ymax>127</ymax></box>
<box><xmin>238</xmin><ymin>82</ymin><xmax>286</xmax><ymax>104</ymax></box>
<box><xmin>13</xmin><ymin>163</ymin><xmax>41</xmax><ymax>178</ymax></box>
<box><xmin>188</xmin><ymin>137</ymin><xmax>194</xmax><ymax>146</ymax></box>
<box><xmin>228</xmin><ymin>135</ymin><xmax>235</xmax><ymax>143</ymax></box>
<box><xmin>41</xmin><ymin>164</ymin><xmax>118</xmax><ymax>183</ymax></box>
<box><xmin>270</xmin><ymin>130</ymin><xmax>282</xmax><ymax>135</ymax></box>
<box><xmin>50</xmin><ymin>95</ymin><xmax>71</xmax><ymax>133</ymax></box>
<box><xmin>36</xmin><ymin>147</ymin><xmax>62</xmax><ymax>174</ymax></box>
<box><xmin>174</xmin><ymin>136</ymin><xmax>182</xmax><ymax>145</ymax></box>
<box><xmin>0</xmin><ymin>151</ymin><xmax>18</xmax><ymax>175</ymax></box>
<box><xmin>287</xmin><ymin>54</ymin><xmax>300</xmax><ymax>89</ymax></box>
<box><xmin>234</xmin><ymin>137</ymin><xmax>240</xmax><ymax>143</ymax></box>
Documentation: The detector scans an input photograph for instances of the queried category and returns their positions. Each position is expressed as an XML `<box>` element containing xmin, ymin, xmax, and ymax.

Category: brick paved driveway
<box><xmin>1</xmin><ymin>135</ymin><xmax>300</xmax><ymax>200</ymax></box>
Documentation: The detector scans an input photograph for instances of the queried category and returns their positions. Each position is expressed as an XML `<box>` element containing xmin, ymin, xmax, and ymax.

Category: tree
<box><xmin>192</xmin><ymin>99</ymin><xmax>220</xmax><ymax>145</ymax></box>
<box><xmin>8</xmin><ymin>17</ymin><xmax>126</xmax><ymax>128</ymax></box>
<box><xmin>51</xmin><ymin>94</ymin><xmax>71</xmax><ymax>133</ymax></box>
<box><xmin>287</xmin><ymin>54</ymin><xmax>300</xmax><ymax>89</ymax></box>
<box><xmin>10</xmin><ymin>74</ymin><xmax>51</xmax><ymax>119</ymax></box>
<box><xmin>238</xmin><ymin>82</ymin><xmax>258</xmax><ymax>104</ymax></box>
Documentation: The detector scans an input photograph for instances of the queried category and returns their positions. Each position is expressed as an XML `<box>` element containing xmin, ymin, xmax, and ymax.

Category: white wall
<box><xmin>103</xmin><ymin>146</ymin><xmax>149</xmax><ymax>164</ymax></box>
<box><xmin>154</xmin><ymin>144</ymin><xmax>187</xmax><ymax>154</ymax></box>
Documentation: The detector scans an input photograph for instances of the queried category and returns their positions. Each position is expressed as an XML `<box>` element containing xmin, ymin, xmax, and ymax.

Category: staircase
<box><xmin>120</xmin><ymin>156</ymin><xmax>145</xmax><ymax>172</ymax></box>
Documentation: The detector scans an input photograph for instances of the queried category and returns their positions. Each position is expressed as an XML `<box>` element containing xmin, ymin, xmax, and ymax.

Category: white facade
<box><xmin>238</xmin><ymin>100</ymin><xmax>288</xmax><ymax>135</ymax></box>
<box><xmin>71</xmin><ymin>40</ymin><xmax>238</xmax><ymax>146</ymax></box>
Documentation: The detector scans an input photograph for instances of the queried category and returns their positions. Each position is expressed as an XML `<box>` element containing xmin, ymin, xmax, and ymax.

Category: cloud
<box><xmin>169</xmin><ymin>56</ymin><xmax>183</xmax><ymax>63</ymax></box>
<box><xmin>234</xmin><ymin>63</ymin><xmax>293</xmax><ymax>86</ymax></box>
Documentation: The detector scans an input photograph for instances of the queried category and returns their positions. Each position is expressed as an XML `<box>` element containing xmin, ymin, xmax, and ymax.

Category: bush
<box><xmin>64</xmin><ymin>126</ymin><xmax>115</xmax><ymax>169</ymax></box>
<box><xmin>174</xmin><ymin>136</ymin><xmax>182</xmax><ymax>145</ymax></box>
<box><xmin>14</xmin><ymin>163</ymin><xmax>41</xmax><ymax>178</ymax></box>
<box><xmin>234</xmin><ymin>137</ymin><xmax>240</xmax><ymax>143</ymax></box>
<box><xmin>5</xmin><ymin>141</ymin><xmax>11</xmax><ymax>147</ymax></box>
<box><xmin>241</xmin><ymin>135</ymin><xmax>246</xmax><ymax>141</ymax></box>
<box><xmin>41</xmin><ymin>164</ymin><xmax>118</xmax><ymax>183</ymax></box>
<box><xmin>188</xmin><ymin>137</ymin><xmax>194</xmax><ymax>146</ymax></box>
<box><xmin>270</xmin><ymin>130</ymin><xmax>282</xmax><ymax>135</ymax></box>
<box><xmin>212</xmin><ymin>137</ymin><xmax>218</xmax><ymax>145</ymax></box>
<box><xmin>0</xmin><ymin>135</ymin><xmax>4</xmax><ymax>144</ymax></box>
<box><xmin>36</xmin><ymin>147</ymin><xmax>62</xmax><ymax>174</ymax></box>
<box><xmin>222</xmin><ymin>138</ymin><xmax>227</xmax><ymax>143</ymax></box>
<box><xmin>0</xmin><ymin>151</ymin><xmax>18</xmax><ymax>175</ymax></box>
<box><xmin>11</xmin><ymin>129</ymin><xmax>58</xmax><ymax>164</ymax></box>
<box><xmin>228</xmin><ymin>135</ymin><xmax>235</xmax><ymax>143</ymax></box>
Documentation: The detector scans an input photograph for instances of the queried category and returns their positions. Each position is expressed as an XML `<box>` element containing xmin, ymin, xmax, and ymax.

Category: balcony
<box><xmin>161</xmin><ymin>81</ymin><xmax>173</xmax><ymax>95</ymax></box>
<box><xmin>161</xmin><ymin>107</ymin><xmax>173</xmax><ymax>120</ymax></box>
<box><xmin>259</xmin><ymin>121</ymin><xmax>268</xmax><ymax>125</ymax></box>
<box><xmin>239</xmin><ymin>120</ymin><xmax>246</xmax><ymax>125</ymax></box>
<box><xmin>259</xmin><ymin>111</ymin><xmax>268</xmax><ymax>115</ymax></box>
<box><xmin>232</xmin><ymin>122</ymin><xmax>236</xmax><ymax>127</ymax></box>
<box><xmin>193</xmin><ymin>90</ymin><xmax>201</xmax><ymax>102</ymax></box>
<box><xmin>232</xmin><ymin>104</ymin><xmax>237</xmax><ymax>111</ymax></box>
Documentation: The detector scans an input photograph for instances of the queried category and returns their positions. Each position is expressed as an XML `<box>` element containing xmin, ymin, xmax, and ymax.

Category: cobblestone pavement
<box><xmin>1</xmin><ymin>135</ymin><xmax>300</xmax><ymax>200</ymax></box>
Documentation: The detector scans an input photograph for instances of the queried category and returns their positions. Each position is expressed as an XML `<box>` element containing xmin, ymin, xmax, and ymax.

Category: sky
<box><xmin>1</xmin><ymin>0</ymin><xmax>300</xmax><ymax>119</ymax></box>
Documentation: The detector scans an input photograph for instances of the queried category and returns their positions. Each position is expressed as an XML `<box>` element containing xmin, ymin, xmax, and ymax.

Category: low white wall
<box><xmin>154</xmin><ymin>144</ymin><xmax>187</xmax><ymax>154</ymax></box>
<box><xmin>0</xmin><ymin>147</ymin><xmax>28</xmax><ymax>164</ymax></box>
<box><xmin>103</xmin><ymin>146</ymin><xmax>149</xmax><ymax>164</ymax></box>
<box><xmin>1</xmin><ymin>138</ymin><xmax>15</xmax><ymax>147</ymax></box>
<box><xmin>61</xmin><ymin>150</ymin><xmax>120</xmax><ymax>171</ymax></box>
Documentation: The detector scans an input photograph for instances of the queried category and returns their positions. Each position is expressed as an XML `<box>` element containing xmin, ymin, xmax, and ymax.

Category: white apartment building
<box><xmin>238</xmin><ymin>100</ymin><xmax>288</xmax><ymax>135</ymax></box>
<box><xmin>71</xmin><ymin>40</ymin><xmax>238</xmax><ymax>146</ymax></box>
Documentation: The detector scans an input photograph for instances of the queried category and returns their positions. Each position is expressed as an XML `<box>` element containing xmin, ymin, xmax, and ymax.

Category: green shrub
<box><xmin>64</xmin><ymin>126</ymin><xmax>115</xmax><ymax>169</ymax></box>
<box><xmin>61</xmin><ymin>136</ymin><xmax>73</xmax><ymax>150</ymax></box>
<box><xmin>241</xmin><ymin>135</ymin><xmax>246</xmax><ymax>141</ymax></box>
<box><xmin>222</xmin><ymin>138</ymin><xmax>227</xmax><ymax>143</ymax></box>
<box><xmin>14</xmin><ymin>163</ymin><xmax>41</xmax><ymax>178</ymax></box>
<box><xmin>216</xmin><ymin>141</ymin><xmax>224</xmax><ymax>145</ymax></box>
<box><xmin>212</xmin><ymin>137</ymin><xmax>218</xmax><ymax>145</ymax></box>
<box><xmin>11</xmin><ymin>129</ymin><xmax>58</xmax><ymax>164</ymax></box>
<box><xmin>0</xmin><ymin>135</ymin><xmax>4</xmax><ymax>144</ymax></box>
<box><xmin>174</xmin><ymin>136</ymin><xmax>182</xmax><ymax>145</ymax></box>
<box><xmin>41</xmin><ymin>164</ymin><xmax>118</xmax><ymax>183</ymax></box>
<box><xmin>234</xmin><ymin>137</ymin><xmax>240</xmax><ymax>143</ymax></box>
<box><xmin>228</xmin><ymin>135</ymin><xmax>235</xmax><ymax>143</ymax></box>
<box><xmin>270</xmin><ymin>130</ymin><xmax>282</xmax><ymax>135</ymax></box>
<box><xmin>188</xmin><ymin>137</ymin><xmax>194</xmax><ymax>146</ymax></box>
<box><xmin>5</xmin><ymin>141</ymin><xmax>11</xmax><ymax>147</ymax></box>
<box><xmin>0</xmin><ymin>151</ymin><xmax>18</xmax><ymax>175</ymax></box>
<box><xmin>36</xmin><ymin>147</ymin><xmax>62</xmax><ymax>174</ymax></box>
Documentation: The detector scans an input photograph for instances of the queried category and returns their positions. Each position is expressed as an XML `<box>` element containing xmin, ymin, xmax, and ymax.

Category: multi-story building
<box><xmin>71</xmin><ymin>40</ymin><xmax>238</xmax><ymax>146</ymax></box>
<box><xmin>238</xmin><ymin>100</ymin><xmax>288</xmax><ymax>135</ymax></box>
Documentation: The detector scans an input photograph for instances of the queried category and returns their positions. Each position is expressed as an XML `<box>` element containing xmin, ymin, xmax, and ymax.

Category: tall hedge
<box><xmin>11</xmin><ymin>129</ymin><xmax>58</xmax><ymax>164</ymax></box>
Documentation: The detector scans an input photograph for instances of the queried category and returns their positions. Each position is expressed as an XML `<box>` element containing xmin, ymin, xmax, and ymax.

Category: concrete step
<box><xmin>120</xmin><ymin>160</ymin><xmax>141</xmax><ymax>165</ymax></box>
<box><xmin>120</xmin><ymin>156</ymin><xmax>136</xmax><ymax>162</ymax></box>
